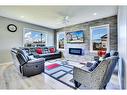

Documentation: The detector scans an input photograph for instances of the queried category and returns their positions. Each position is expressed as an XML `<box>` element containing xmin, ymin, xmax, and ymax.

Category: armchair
<box><xmin>73</xmin><ymin>56</ymin><xmax>119</xmax><ymax>89</ymax></box>
<box><xmin>11</xmin><ymin>48</ymin><xmax>45</xmax><ymax>77</ymax></box>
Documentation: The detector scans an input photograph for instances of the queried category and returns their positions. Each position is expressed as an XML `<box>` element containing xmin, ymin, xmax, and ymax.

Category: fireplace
<box><xmin>69</xmin><ymin>48</ymin><xmax>82</xmax><ymax>55</ymax></box>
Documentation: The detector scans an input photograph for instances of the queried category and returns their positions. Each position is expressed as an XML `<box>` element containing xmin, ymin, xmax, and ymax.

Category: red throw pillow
<box><xmin>98</xmin><ymin>50</ymin><xmax>106</xmax><ymax>57</ymax></box>
<box><xmin>49</xmin><ymin>48</ymin><xmax>55</xmax><ymax>53</ymax></box>
<box><xmin>36</xmin><ymin>48</ymin><xmax>43</xmax><ymax>54</ymax></box>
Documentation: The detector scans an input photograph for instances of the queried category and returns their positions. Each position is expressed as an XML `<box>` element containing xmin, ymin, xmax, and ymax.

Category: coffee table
<box><xmin>47</xmin><ymin>58</ymin><xmax>91</xmax><ymax>69</ymax></box>
<box><xmin>60</xmin><ymin>59</ymin><xmax>87</xmax><ymax>68</ymax></box>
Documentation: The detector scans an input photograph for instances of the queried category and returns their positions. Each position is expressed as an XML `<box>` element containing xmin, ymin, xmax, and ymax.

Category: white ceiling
<box><xmin>0</xmin><ymin>6</ymin><xmax>118</xmax><ymax>29</ymax></box>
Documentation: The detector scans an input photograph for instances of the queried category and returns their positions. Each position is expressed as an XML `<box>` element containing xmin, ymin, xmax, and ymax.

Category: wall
<box><xmin>56</xmin><ymin>16</ymin><xmax>117</xmax><ymax>62</ymax></box>
<box><xmin>0</xmin><ymin>16</ymin><xmax>54</xmax><ymax>63</ymax></box>
<box><xmin>118</xmin><ymin>6</ymin><xmax>127</xmax><ymax>89</ymax></box>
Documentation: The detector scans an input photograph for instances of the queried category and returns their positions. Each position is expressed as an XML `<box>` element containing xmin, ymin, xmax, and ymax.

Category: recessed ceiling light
<box><xmin>20</xmin><ymin>16</ymin><xmax>24</xmax><ymax>18</ymax></box>
<box><xmin>93</xmin><ymin>13</ymin><xmax>97</xmax><ymax>16</ymax></box>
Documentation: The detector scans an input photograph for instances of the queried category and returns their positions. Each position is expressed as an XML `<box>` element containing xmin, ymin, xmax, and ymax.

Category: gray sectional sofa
<box><xmin>21</xmin><ymin>46</ymin><xmax>61</xmax><ymax>61</ymax></box>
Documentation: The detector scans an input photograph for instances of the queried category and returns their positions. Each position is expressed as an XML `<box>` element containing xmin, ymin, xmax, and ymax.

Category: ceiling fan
<box><xmin>62</xmin><ymin>16</ymin><xmax>70</xmax><ymax>24</ymax></box>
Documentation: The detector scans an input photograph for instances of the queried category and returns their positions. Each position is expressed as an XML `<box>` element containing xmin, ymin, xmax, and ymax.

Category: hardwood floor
<box><xmin>0</xmin><ymin>61</ymin><xmax>119</xmax><ymax>89</ymax></box>
<box><xmin>0</xmin><ymin>63</ymin><xmax>72</xmax><ymax>89</ymax></box>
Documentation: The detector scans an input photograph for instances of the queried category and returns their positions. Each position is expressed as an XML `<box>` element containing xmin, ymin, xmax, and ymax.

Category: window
<box><xmin>23</xmin><ymin>28</ymin><xmax>47</xmax><ymax>47</ymax></box>
<box><xmin>57</xmin><ymin>32</ymin><xmax>65</xmax><ymax>50</ymax></box>
<box><xmin>90</xmin><ymin>24</ymin><xmax>109</xmax><ymax>52</ymax></box>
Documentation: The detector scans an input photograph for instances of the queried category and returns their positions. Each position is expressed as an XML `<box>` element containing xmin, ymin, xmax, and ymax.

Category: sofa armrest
<box><xmin>57</xmin><ymin>51</ymin><xmax>62</xmax><ymax>56</ymax></box>
<box><xmin>73</xmin><ymin>67</ymin><xmax>91</xmax><ymax>76</ymax></box>
<box><xmin>73</xmin><ymin>67</ymin><xmax>92</xmax><ymax>86</ymax></box>
<box><xmin>28</xmin><ymin>58</ymin><xmax>45</xmax><ymax>64</ymax></box>
<box><xmin>32</xmin><ymin>52</ymin><xmax>39</xmax><ymax>55</ymax></box>
<box><xmin>80</xmin><ymin>66</ymin><xmax>92</xmax><ymax>73</ymax></box>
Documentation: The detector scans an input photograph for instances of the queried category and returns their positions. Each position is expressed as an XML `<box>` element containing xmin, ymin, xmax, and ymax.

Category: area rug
<box><xmin>46</xmin><ymin>63</ymin><xmax>61</xmax><ymax>70</ymax></box>
<box><xmin>44</xmin><ymin>60</ymin><xmax>76</xmax><ymax>89</ymax></box>
<box><xmin>44</xmin><ymin>60</ymin><xmax>119</xmax><ymax>89</ymax></box>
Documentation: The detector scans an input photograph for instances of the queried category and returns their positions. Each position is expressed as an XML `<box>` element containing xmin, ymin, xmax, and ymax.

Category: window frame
<box><xmin>90</xmin><ymin>24</ymin><xmax>110</xmax><ymax>53</ymax></box>
<box><xmin>57</xmin><ymin>32</ymin><xmax>65</xmax><ymax>50</ymax></box>
<box><xmin>23</xmin><ymin>28</ymin><xmax>47</xmax><ymax>47</ymax></box>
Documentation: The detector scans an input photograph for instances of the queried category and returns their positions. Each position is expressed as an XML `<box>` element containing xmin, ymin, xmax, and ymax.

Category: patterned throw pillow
<box><xmin>113</xmin><ymin>52</ymin><xmax>118</xmax><ymax>56</ymax></box>
<box><xmin>44</xmin><ymin>48</ymin><xmax>49</xmax><ymax>53</ymax></box>
<box><xmin>103</xmin><ymin>53</ymin><xmax>110</xmax><ymax>58</ymax></box>
<box><xmin>110</xmin><ymin>50</ymin><xmax>115</xmax><ymax>56</ymax></box>
<box><xmin>88</xmin><ymin>61</ymin><xmax>100</xmax><ymax>71</ymax></box>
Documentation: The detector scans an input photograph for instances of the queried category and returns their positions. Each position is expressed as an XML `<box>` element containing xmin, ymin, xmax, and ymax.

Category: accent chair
<box><xmin>73</xmin><ymin>56</ymin><xmax>119</xmax><ymax>89</ymax></box>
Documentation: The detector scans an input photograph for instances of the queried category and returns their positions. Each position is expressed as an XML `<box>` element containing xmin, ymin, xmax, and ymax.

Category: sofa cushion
<box><xmin>17</xmin><ymin>49</ymin><xmax>29</xmax><ymax>62</ymax></box>
<box><xmin>38</xmin><ymin>53</ymin><xmax>53</xmax><ymax>57</ymax></box>
<box><xmin>49</xmin><ymin>47</ymin><xmax>55</xmax><ymax>53</ymax></box>
<box><xmin>36</xmin><ymin>48</ymin><xmax>43</xmax><ymax>54</ymax></box>
<box><xmin>36</xmin><ymin>51</ymin><xmax>60</xmax><ymax>57</ymax></box>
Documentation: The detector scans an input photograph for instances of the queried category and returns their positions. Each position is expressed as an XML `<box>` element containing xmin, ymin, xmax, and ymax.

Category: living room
<box><xmin>0</xmin><ymin>6</ymin><xmax>127</xmax><ymax>90</ymax></box>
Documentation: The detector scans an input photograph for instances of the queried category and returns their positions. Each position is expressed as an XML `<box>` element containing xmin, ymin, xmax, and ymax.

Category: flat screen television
<box><xmin>66</xmin><ymin>30</ymin><xmax>84</xmax><ymax>43</ymax></box>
